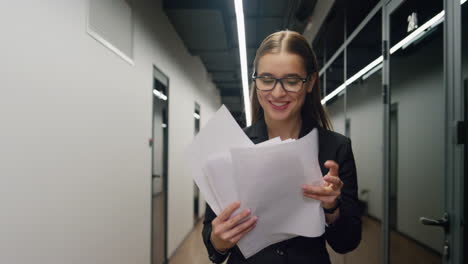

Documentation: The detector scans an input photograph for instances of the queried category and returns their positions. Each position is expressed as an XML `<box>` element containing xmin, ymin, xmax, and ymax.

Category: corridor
<box><xmin>0</xmin><ymin>0</ymin><xmax>465</xmax><ymax>264</ymax></box>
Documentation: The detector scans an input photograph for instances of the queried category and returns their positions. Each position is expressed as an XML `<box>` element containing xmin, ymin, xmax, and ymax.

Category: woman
<box><xmin>202</xmin><ymin>30</ymin><xmax>361</xmax><ymax>264</ymax></box>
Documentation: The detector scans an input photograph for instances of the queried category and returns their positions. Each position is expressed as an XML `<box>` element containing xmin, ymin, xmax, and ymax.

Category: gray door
<box><xmin>383</xmin><ymin>0</ymin><xmax>463</xmax><ymax>263</ymax></box>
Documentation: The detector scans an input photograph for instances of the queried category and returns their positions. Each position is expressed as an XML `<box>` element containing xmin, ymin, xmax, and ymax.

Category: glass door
<box><xmin>383</xmin><ymin>0</ymin><xmax>458</xmax><ymax>263</ymax></box>
<box><xmin>343</xmin><ymin>9</ymin><xmax>384</xmax><ymax>263</ymax></box>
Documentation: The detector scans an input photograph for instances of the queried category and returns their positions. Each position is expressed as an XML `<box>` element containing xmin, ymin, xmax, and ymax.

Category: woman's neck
<box><xmin>265</xmin><ymin>115</ymin><xmax>302</xmax><ymax>140</ymax></box>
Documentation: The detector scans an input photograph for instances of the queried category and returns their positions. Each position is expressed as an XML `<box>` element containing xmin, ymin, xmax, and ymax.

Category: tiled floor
<box><xmin>168</xmin><ymin>216</ymin><xmax>440</xmax><ymax>264</ymax></box>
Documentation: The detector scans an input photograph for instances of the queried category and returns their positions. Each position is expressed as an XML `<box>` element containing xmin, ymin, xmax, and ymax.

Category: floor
<box><xmin>328</xmin><ymin>217</ymin><xmax>440</xmax><ymax>264</ymax></box>
<box><xmin>152</xmin><ymin>193</ymin><xmax>166</xmax><ymax>264</ymax></box>
<box><xmin>168</xmin><ymin>216</ymin><xmax>440</xmax><ymax>264</ymax></box>
<box><xmin>169</xmin><ymin>219</ymin><xmax>212</xmax><ymax>264</ymax></box>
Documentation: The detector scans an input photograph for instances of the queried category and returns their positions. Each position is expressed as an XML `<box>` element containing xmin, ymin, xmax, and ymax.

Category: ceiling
<box><xmin>312</xmin><ymin>0</ymin><xmax>381</xmax><ymax>99</ymax></box>
<box><xmin>163</xmin><ymin>0</ymin><xmax>433</xmax><ymax>119</ymax></box>
<box><xmin>163</xmin><ymin>0</ymin><xmax>317</xmax><ymax>125</ymax></box>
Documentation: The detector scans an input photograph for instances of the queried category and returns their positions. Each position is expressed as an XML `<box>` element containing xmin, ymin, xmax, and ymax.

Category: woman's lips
<box><xmin>269</xmin><ymin>100</ymin><xmax>290</xmax><ymax>110</ymax></box>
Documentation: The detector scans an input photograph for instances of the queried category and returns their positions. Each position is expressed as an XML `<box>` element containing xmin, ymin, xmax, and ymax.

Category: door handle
<box><xmin>419</xmin><ymin>212</ymin><xmax>449</xmax><ymax>232</ymax></box>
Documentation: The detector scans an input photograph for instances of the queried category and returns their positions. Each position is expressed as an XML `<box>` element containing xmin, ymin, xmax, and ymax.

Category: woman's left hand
<box><xmin>301</xmin><ymin>160</ymin><xmax>343</xmax><ymax>210</ymax></box>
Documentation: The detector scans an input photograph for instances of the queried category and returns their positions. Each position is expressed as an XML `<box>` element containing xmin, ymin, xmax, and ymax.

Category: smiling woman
<box><xmin>254</xmin><ymin>53</ymin><xmax>309</xmax><ymax>120</ymax></box>
<box><xmin>202</xmin><ymin>30</ymin><xmax>361</xmax><ymax>264</ymax></box>
<box><xmin>250</xmin><ymin>31</ymin><xmax>332</xmax><ymax>135</ymax></box>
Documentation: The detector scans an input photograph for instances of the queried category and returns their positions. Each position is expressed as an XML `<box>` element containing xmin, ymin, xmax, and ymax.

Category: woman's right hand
<box><xmin>210</xmin><ymin>201</ymin><xmax>258</xmax><ymax>252</ymax></box>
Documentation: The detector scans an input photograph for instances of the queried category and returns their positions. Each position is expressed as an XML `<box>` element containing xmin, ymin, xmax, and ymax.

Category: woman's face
<box><xmin>255</xmin><ymin>52</ymin><xmax>313</xmax><ymax>123</ymax></box>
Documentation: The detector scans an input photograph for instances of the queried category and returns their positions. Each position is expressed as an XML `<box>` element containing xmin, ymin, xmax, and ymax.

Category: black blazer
<box><xmin>202</xmin><ymin>118</ymin><xmax>362</xmax><ymax>264</ymax></box>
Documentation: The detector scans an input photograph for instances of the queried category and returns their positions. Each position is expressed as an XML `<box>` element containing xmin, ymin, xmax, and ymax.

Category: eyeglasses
<box><xmin>252</xmin><ymin>74</ymin><xmax>310</xmax><ymax>93</ymax></box>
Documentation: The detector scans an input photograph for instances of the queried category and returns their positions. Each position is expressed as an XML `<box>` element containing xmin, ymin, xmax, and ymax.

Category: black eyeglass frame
<box><xmin>252</xmin><ymin>74</ymin><xmax>311</xmax><ymax>93</ymax></box>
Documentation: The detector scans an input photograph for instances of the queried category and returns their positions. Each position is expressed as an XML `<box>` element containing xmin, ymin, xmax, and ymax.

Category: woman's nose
<box><xmin>271</xmin><ymin>81</ymin><xmax>287</xmax><ymax>98</ymax></box>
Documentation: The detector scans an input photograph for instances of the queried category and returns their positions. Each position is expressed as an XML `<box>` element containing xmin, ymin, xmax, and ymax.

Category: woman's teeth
<box><xmin>271</xmin><ymin>102</ymin><xmax>288</xmax><ymax>106</ymax></box>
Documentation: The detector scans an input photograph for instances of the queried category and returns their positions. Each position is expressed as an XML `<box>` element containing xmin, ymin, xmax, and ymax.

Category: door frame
<box><xmin>150</xmin><ymin>65</ymin><xmax>170</xmax><ymax>264</ymax></box>
<box><xmin>193</xmin><ymin>102</ymin><xmax>201</xmax><ymax>225</ymax></box>
<box><xmin>382</xmin><ymin>0</ymin><xmax>464</xmax><ymax>263</ymax></box>
<box><xmin>444</xmin><ymin>1</ymin><xmax>463</xmax><ymax>263</ymax></box>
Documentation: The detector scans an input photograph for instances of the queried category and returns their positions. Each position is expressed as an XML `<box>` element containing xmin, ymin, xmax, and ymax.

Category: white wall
<box><xmin>0</xmin><ymin>0</ymin><xmax>221</xmax><ymax>263</ymax></box>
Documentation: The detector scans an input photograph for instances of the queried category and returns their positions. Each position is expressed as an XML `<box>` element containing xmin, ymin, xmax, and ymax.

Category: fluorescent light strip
<box><xmin>401</xmin><ymin>30</ymin><xmax>431</xmax><ymax>50</ymax></box>
<box><xmin>392</xmin><ymin>0</ymin><xmax>467</xmax><ymax>53</ymax></box>
<box><xmin>362</xmin><ymin>63</ymin><xmax>383</xmax><ymax>80</ymax></box>
<box><xmin>346</xmin><ymin>56</ymin><xmax>383</xmax><ymax>86</ymax></box>
<box><xmin>193</xmin><ymin>113</ymin><xmax>201</xmax><ymax>120</ymax></box>
<box><xmin>322</xmin><ymin>0</ymin><xmax>466</xmax><ymax>104</ymax></box>
<box><xmin>153</xmin><ymin>90</ymin><xmax>167</xmax><ymax>101</ymax></box>
<box><xmin>390</xmin><ymin>11</ymin><xmax>444</xmax><ymax>54</ymax></box>
<box><xmin>234</xmin><ymin>0</ymin><xmax>252</xmax><ymax>126</ymax></box>
<box><xmin>321</xmin><ymin>56</ymin><xmax>383</xmax><ymax>104</ymax></box>
<box><xmin>321</xmin><ymin>83</ymin><xmax>346</xmax><ymax>104</ymax></box>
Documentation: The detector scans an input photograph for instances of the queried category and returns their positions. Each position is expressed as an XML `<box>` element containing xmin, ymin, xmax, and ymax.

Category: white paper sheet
<box><xmin>230</xmin><ymin>129</ymin><xmax>325</xmax><ymax>257</ymax></box>
<box><xmin>187</xmin><ymin>105</ymin><xmax>253</xmax><ymax>215</ymax></box>
<box><xmin>188</xmin><ymin>106</ymin><xmax>326</xmax><ymax>259</ymax></box>
<box><xmin>203</xmin><ymin>136</ymin><xmax>293</xmax><ymax>214</ymax></box>
<box><xmin>256</xmin><ymin>137</ymin><xmax>281</xmax><ymax>146</ymax></box>
<box><xmin>203</xmin><ymin>152</ymin><xmax>236</xmax><ymax>212</ymax></box>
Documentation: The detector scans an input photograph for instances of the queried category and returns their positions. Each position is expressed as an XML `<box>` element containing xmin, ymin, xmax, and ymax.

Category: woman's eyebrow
<box><xmin>257</xmin><ymin>72</ymin><xmax>303</xmax><ymax>77</ymax></box>
<box><xmin>257</xmin><ymin>72</ymin><xmax>273</xmax><ymax>76</ymax></box>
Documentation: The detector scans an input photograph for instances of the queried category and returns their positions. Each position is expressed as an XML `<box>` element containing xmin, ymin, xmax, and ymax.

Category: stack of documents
<box><xmin>188</xmin><ymin>105</ymin><xmax>326</xmax><ymax>258</ymax></box>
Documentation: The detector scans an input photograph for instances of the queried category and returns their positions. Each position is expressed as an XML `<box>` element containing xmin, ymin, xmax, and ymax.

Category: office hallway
<box><xmin>1</xmin><ymin>1</ymin><xmax>465</xmax><ymax>263</ymax></box>
<box><xmin>169</xmin><ymin>216</ymin><xmax>440</xmax><ymax>264</ymax></box>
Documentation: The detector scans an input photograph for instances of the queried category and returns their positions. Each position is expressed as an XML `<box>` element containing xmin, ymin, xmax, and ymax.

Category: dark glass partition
<box><xmin>325</xmin><ymin>53</ymin><xmax>344</xmax><ymax>96</ymax></box>
<box><xmin>388</xmin><ymin>1</ymin><xmax>444</xmax><ymax>262</ymax></box>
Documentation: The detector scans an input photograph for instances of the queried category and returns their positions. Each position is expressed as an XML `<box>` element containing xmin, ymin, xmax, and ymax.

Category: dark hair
<box><xmin>249</xmin><ymin>30</ymin><xmax>332</xmax><ymax>130</ymax></box>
